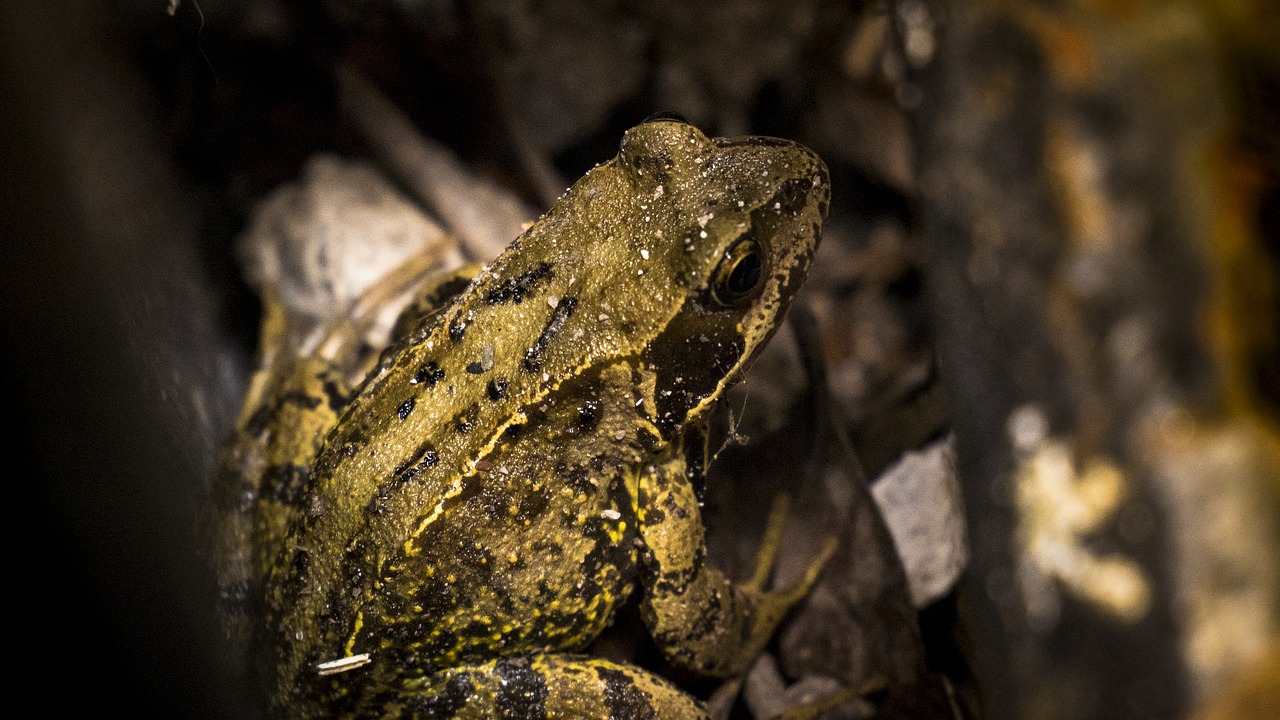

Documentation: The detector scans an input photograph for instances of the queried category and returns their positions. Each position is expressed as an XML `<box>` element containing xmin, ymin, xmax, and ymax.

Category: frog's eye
<box><xmin>642</xmin><ymin>111</ymin><xmax>690</xmax><ymax>125</ymax></box>
<box><xmin>710</xmin><ymin>238</ymin><xmax>764</xmax><ymax>306</ymax></box>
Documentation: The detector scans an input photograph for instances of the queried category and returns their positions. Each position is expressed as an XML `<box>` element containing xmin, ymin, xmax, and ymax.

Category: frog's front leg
<box><xmin>383</xmin><ymin>655</ymin><xmax>709</xmax><ymax>720</ymax></box>
<box><xmin>635</xmin><ymin>457</ymin><xmax>835</xmax><ymax>678</ymax></box>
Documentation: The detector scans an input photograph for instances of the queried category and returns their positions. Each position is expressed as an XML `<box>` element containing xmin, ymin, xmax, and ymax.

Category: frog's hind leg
<box><xmin>635</xmin><ymin>459</ymin><xmax>837</xmax><ymax>679</ymax></box>
<box><xmin>201</xmin><ymin>353</ymin><xmax>350</xmax><ymax>659</ymax></box>
<box><xmin>319</xmin><ymin>257</ymin><xmax>476</xmax><ymax>373</ymax></box>
<box><xmin>385</xmin><ymin>655</ymin><xmax>708</xmax><ymax>720</ymax></box>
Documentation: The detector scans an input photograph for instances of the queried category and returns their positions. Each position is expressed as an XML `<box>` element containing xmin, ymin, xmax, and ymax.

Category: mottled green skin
<box><xmin>209</xmin><ymin>120</ymin><xmax>830</xmax><ymax>717</ymax></box>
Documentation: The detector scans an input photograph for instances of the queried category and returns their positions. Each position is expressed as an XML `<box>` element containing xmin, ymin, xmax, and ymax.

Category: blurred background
<box><xmin>1</xmin><ymin>1</ymin><xmax>1276</xmax><ymax>718</ymax></box>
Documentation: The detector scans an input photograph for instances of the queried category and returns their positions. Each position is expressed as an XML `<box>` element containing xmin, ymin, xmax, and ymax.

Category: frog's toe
<box><xmin>763</xmin><ymin>533</ymin><xmax>838</xmax><ymax>609</ymax></box>
<box><xmin>743</xmin><ymin>494</ymin><xmax>838</xmax><ymax>639</ymax></box>
<box><xmin>747</xmin><ymin>533</ymin><xmax>838</xmax><ymax>653</ymax></box>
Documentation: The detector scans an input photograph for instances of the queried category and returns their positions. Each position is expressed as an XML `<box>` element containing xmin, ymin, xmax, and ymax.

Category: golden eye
<box><xmin>711</xmin><ymin>238</ymin><xmax>764</xmax><ymax>306</ymax></box>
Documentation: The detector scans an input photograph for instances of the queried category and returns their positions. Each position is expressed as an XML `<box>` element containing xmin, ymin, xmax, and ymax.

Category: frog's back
<box><xmin>341</xmin><ymin>363</ymin><xmax>654</xmax><ymax>688</ymax></box>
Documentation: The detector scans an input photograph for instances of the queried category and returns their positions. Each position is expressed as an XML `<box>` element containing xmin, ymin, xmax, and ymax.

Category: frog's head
<box><xmin>618</xmin><ymin>119</ymin><xmax>831</xmax><ymax>435</ymax></box>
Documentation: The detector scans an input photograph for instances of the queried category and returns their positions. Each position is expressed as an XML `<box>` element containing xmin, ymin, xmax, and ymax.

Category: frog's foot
<box><xmin>637</xmin><ymin>461</ymin><xmax>837</xmax><ymax>679</ymax></box>
<box><xmin>382</xmin><ymin>655</ymin><xmax>709</xmax><ymax>720</ymax></box>
<box><xmin>745</xmin><ymin>495</ymin><xmax>836</xmax><ymax>597</ymax></box>
<box><xmin>741</xmin><ymin>496</ymin><xmax>838</xmax><ymax>651</ymax></box>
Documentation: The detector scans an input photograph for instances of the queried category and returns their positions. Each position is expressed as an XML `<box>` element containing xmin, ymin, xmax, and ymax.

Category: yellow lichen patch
<box><xmin>1010</xmin><ymin>406</ymin><xmax>1151</xmax><ymax>625</ymax></box>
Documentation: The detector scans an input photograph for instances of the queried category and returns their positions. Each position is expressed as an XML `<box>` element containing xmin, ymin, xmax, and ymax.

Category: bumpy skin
<box><xmin>203</xmin><ymin>352</ymin><xmax>350</xmax><ymax>655</ymax></box>
<box><xmin>203</xmin><ymin>269</ymin><xmax>479</xmax><ymax>658</ymax></box>
<box><xmin>372</xmin><ymin>655</ymin><xmax>707</xmax><ymax>719</ymax></box>
<box><xmin>207</xmin><ymin>120</ymin><xmax>830</xmax><ymax>717</ymax></box>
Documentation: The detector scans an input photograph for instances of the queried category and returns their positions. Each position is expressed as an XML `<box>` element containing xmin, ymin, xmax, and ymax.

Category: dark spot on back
<box><xmin>449</xmin><ymin>317</ymin><xmax>468</xmax><ymax>342</ymax></box>
<box><xmin>367</xmin><ymin>446</ymin><xmax>440</xmax><ymax>512</ymax></box>
<box><xmin>630</xmin><ymin>153</ymin><xmax>674</xmax><ymax>185</ymax></box>
<box><xmin>365</xmin><ymin>482</ymin><xmax>395</xmax><ymax>516</ymax></box>
<box><xmin>645</xmin><ymin>506</ymin><xmax>666</xmax><ymax>526</ymax></box>
<box><xmin>575</xmin><ymin>399</ymin><xmax>600</xmax><ymax>429</ymax></box>
<box><xmin>522</xmin><ymin>297</ymin><xmax>577</xmax><ymax>371</ymax></box>
<box><xmin>393</xmin><ymin>441</ymin><xmax>439</xmax><ymax>485</ymax></box>
<box><xmin>411</xmin><ymin>361</ymin><xmax>446</xmax><ymax>387</ymax></box>
<box><xmin>483</xmin><ymin>262</ymin><xmax>555</xmax><ymax>305</ymax></box>
<box><xmin>487</xmin><ymin>377</ymin><xmax>508</xmax><ymax>401</ymax></box>
<box><xmin>410</xmin><ymin>575</ymin><xmax>464</xmax><ymax>618</ymax></box>
<box><xmin>397</xmin><ymin>397</ymin><xmax>415</xmax><ymax>420</ymax></box>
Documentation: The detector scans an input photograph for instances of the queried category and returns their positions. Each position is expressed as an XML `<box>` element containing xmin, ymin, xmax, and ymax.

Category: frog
<box><xmin>204</xmin><ymin>117</ymin><xmax>832</xmax><ymax>718</ymax></box>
